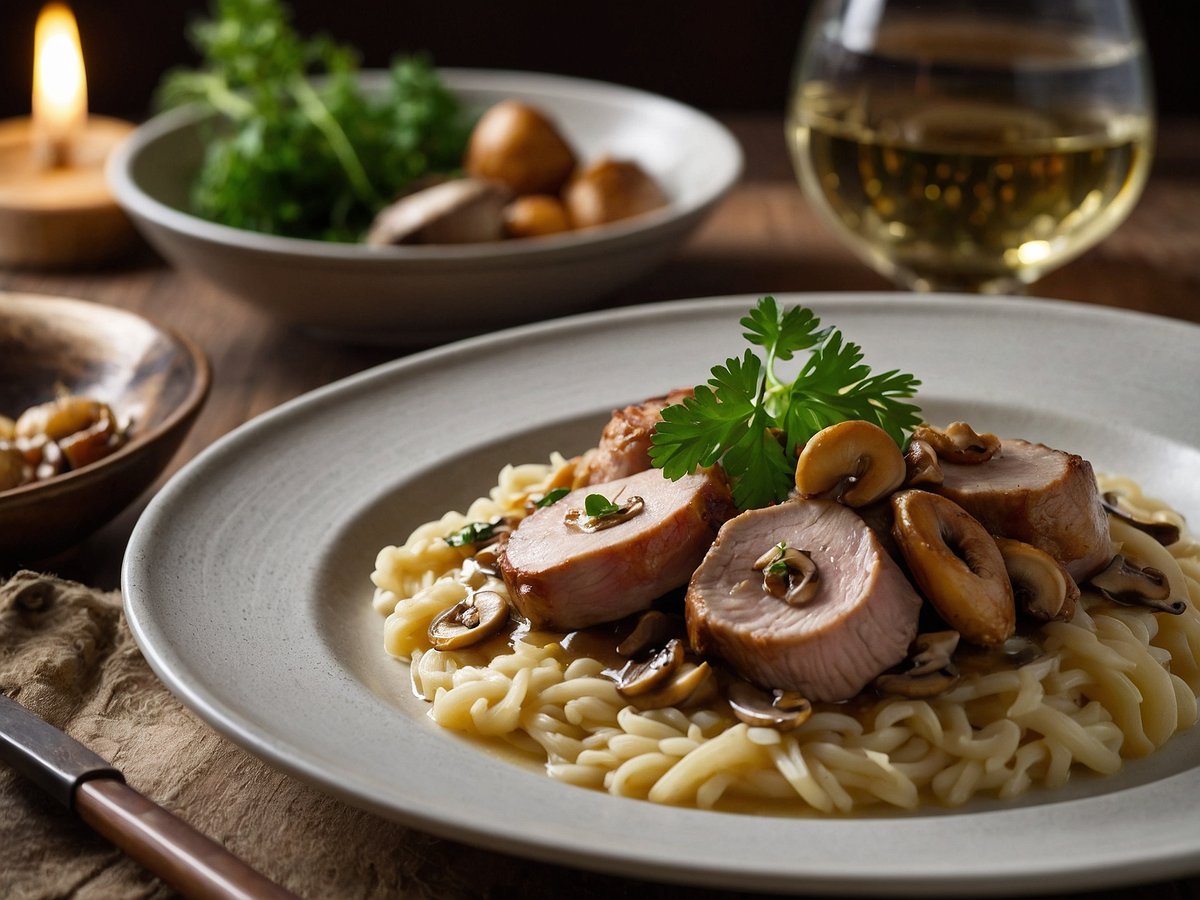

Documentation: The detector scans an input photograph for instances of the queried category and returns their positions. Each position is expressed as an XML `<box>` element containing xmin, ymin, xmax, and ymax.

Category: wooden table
<box><xmin>3</xmin><ymin>113</ymin><xmax>1199</xmax><ymax>899</ymax></box>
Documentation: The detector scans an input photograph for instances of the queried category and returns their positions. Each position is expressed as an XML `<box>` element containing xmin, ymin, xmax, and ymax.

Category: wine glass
<box><xmin>786</xmin><ymin>0</ymin><xmax>1155</xmax><ymax>294</ymax></box>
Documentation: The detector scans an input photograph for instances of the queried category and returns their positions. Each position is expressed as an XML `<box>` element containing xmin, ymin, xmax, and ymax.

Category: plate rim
<box><xmin>122</xmin><ymin>292</ymin><xmax>1200</xmax><ymax>895</ymax></box>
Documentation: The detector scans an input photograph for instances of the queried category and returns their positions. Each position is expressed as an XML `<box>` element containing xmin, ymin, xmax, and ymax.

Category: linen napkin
<box><xmin>0</xmin><ymin>570</ymin><xmax>716</xmax><ymax>900</ymax></box>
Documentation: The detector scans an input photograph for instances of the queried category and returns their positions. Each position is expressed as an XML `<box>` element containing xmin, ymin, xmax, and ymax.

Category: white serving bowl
<box><xmin>107</xmin><ymin>69</ymin><xmax>742</xmax><ymax>343</ymax></box>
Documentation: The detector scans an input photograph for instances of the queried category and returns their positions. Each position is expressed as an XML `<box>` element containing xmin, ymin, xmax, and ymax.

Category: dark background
<box><xmin>0</xmin><ymin>0</ymin><xmax>1194</xmax><ymax>122</ymax></box>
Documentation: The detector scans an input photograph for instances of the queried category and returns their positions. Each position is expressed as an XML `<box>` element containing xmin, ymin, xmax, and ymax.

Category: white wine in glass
<box><xmin>787</xmin><ymin>0</ymin><xmax>1155</xmax><ymax>293</ymax></box>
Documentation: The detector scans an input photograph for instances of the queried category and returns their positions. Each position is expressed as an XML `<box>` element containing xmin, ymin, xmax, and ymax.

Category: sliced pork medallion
<box><xmin>500</xmin><ymin>466</ymin><xmax>735</xmax><ymax>630</ymax></box>
<box><xmin>936</xmin><ymin>438</ymin><xmax>1112</xmax><ymax>581</ymax></box>
<box><xmin>574</xmin><ymin>387</ymin><xmax>693</xmax><ymax>486</ymax></box>
<box><xmin>686</xmin><ymin>499</ymin><xmax>923</xmax><ymax>702</ymax></box>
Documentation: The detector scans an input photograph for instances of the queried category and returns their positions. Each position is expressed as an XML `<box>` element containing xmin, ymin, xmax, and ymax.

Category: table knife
<box><xmin>0</xmin><ymin>692</ymin><xmax>298</xmax><ymax>900</ymax></box>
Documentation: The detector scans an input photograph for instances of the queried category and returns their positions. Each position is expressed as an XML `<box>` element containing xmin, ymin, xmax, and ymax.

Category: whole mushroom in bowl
<box><xmin>367</xmin><ymin>98</ymin><xmax>670</xmax><ymax>247</ymax></box>
<box><xmin>0</xmin><ymin>293</ymin><xmax>210</xmax><ymax>563</ymax></box>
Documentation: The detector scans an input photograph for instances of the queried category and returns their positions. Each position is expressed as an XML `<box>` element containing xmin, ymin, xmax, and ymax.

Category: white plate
<box><xmin>123</xmin><ymin>293</ymin><xmax>1200</xmax><ymax>895</ymax></box>
<box><xmin>107</xmin><ymin>69</ymin><xmax>742</xmax><ymax>343</ymax></box>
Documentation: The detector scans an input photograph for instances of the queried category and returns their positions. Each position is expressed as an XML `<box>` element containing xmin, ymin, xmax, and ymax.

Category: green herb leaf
<box><xmin>583</xmin><ymin>494</ymin><xmax>621</xmax><ymax>518</ymax></box>
<box><xmin>650</xmin><ymin>296</ymin><xmax>922</xmax><ymax>508</ymax></box>
<box><xmin>156</xmin><ymin>0</ymin><xmax>472</xmax><ymax>241</ymax></box>
<box><xmin>445</xmin><ymin>520</ymin><xmax>501</xmax><ymax>547</ymax></box>
<box><xmin>534</xmin><ymin>487</ymin><xmax>570</xmax><ymax>508</ymax></box>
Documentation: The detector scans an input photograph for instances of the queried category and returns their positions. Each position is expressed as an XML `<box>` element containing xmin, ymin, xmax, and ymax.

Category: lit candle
<box><xmin>32</xmin><ymin>3</ymin><xmax>88</xmax><ymax>169</ymax></box>
<box><xmin>0</xmin><ymin>3</ymin><xmax>137</xmax><ymax>268</ymax></box>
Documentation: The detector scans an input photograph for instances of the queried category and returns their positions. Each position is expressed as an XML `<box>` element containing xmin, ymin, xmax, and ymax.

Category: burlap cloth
<box><xmin>0</xmin><ymin>571</ymin><xmax>748</xmax><ymax>900</ymax></box>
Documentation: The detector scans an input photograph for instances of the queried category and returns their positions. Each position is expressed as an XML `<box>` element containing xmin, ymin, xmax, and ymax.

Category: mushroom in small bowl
<box><xmin>0</xmin><ymin>293</ymin><xmax>210</xmax><ymax>563</ymax></box>
<box><xmin>107</xmin><ymin>70</ymin><xmax>743</xmax><ymax>343</ymax></box>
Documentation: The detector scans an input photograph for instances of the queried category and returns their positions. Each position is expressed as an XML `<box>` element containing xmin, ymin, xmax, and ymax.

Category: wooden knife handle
<box><xmin>75</xmin><ymin>778</ymin><xmax>299</xmax><ymax>900</ymax></box>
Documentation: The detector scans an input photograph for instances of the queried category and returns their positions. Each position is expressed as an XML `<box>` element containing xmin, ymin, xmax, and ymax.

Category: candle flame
<box><xmin>32</xmin><ymin>3</ymin><xmax>87</xmax><ymax>167</ymax></box>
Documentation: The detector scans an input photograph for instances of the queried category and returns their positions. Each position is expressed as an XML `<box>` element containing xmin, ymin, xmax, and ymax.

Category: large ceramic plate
<box><xmin>123</xmin><ymin>294</ymin><xmax>1200</xmax><ymax>895</ymax></box>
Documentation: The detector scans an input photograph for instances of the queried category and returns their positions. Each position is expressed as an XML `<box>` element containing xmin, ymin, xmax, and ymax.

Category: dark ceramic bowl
<box><xmin>0</xmin><ymin>293</ymin><xmax>210</xmax><ymax>562</ymax></box>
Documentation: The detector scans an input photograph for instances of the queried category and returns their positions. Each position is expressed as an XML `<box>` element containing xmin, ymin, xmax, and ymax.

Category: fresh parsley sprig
<box><xmin>649</xmin><ymin>297</ymin><xmax>922</xmax><ymax>509</ymax></box>
<box><xmin>157</xmin><ymin>0</ymin><xmax>472</xmax><ymax>242</ymax></box>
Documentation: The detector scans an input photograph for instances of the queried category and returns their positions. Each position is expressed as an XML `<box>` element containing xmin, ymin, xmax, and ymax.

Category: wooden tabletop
<box><xmin>2</xmin><ymin>112</ymin><xmax>1199</xmax><ymax>899</ymax></box>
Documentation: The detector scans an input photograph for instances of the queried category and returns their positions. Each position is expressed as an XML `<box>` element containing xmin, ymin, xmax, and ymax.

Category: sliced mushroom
<box><xmin>616</xmin><ymin>610</ymin><xmax>677</xmax><ymax>658</ymax></box>
<box><xmin>752</xmin><ymin>543</ymin><xmax>820</xmax><ymax>606</ymax></box>
<box><xmin>563</xmin><ymin>494</ymin><xmax>644</xmax><ymax>533</ymax></box>
<box><xmin>794</xmin><ymin>420</ymin><xmax>907</xmax><ymax>507</ymax></box>
<box><xmin>366</xmin><ymin>178</ymin><xmax>512</xmax><ymax>246</ymax></box>
<box><xmin>428</xmin><ymin>590</ymin><xmax>511</xmax><ymax>650</ymax></box>
<box><xmin>874</xmin><ymin>630</ymin><xmax>961</xmax><ymax>698</ymax></box>
<box><xmin>994</xmin><ymin>537</ymin><xmax>1079</xmax><ymax>622</ymax></box>
<box><xmin>1089</xmin><ymin>554</ymin><xmax>1185</xmax><ymax>615</ymax></box>
<box><xmin>1101</xmin><ymin>492</ymin><xmax>1181</xmax><ymax>546</ymax></box>
<box><xmin>726</xmin><ymin>681</ymin><xmax>813</xmax><ymax>730</ymax></box>
<box><xmin>911</xmin><ymin>422</ymin><xmax>1000</xmax><ymax>464</ymax></box>
<box><xmin>904</xmin><ymin>438</ymin><xmax>943</xmax><ymax>487</ymax></box>
<box><xmin>615</xmin><ymin>638</ymin><xmax>684</xmax><ymax>696</ymax></box>
<box><xmin>626</xmin><ymin>661</ymin><xmax>713</xmax><ymax>710</ymax></box>
<box><xmin>891</xmin><ymin>490</ymin><xmax>1016</xmax><ymax>647</ymax></box>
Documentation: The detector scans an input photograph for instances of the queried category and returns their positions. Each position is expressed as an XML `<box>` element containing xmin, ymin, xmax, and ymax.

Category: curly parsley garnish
<box><xmin>649</xmin><ymin>296</ymin><xmax>922</xmax><ymax>509</ymax></box>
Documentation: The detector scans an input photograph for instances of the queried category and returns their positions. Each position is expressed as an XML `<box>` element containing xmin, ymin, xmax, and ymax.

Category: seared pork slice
<box><xmin>500</xmin><ymin>466</ymin><xmax>735</xmax><ymax>630</ymax></box>
<box><xmin>687</xmin><ymin>499</ymin><xmax>923</xmax><ymax>702</ymax></box>
<box><xmin>574</xmin><ymin>388</ymin><xmax>693</xmax><ymax>486</ymax></box>
<box><xmin>936</xmin><ymin>438</ymin><xmax>1112</xmax><ymax>581</ymax></box>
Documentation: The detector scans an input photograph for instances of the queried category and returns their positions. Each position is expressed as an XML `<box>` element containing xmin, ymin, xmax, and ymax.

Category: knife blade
<box><xmin>0</xmin><ymin>692</ymin><xmax>298</xmax><ymax>900</ymax></box>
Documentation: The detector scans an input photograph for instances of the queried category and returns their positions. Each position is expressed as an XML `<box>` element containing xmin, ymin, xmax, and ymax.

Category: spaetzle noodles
<box><xmin>372</xmin><ymin>459</ymin><xmax>1200</xmax><ymax>813</ymax></box>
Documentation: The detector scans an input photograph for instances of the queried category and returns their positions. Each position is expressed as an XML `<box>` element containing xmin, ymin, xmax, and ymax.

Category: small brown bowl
<box><xmin>0</xmin><ymin>292</ymin><xmax>210</xmax><ymax>562</ymax></box>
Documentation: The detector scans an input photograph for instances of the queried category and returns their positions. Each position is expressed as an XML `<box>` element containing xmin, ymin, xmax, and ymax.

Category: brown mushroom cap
<box><xmin>563</xmin><ymin>158</ymin><xmax>667</xmax><ymax>229</ymax></box>
<box><xmin>794</xmin><ymin>420</ymin><xmax>907</xmax><ymax>508</ymax></box>
<box><xmin>502</xmin><ymin>195</ymin><xmax>572</xmax><ymax>239</ymax></box>
<box><xmin>465</xmin><ymin>101</ymin><xmax>578</xmax><ymax>196</ymax></box>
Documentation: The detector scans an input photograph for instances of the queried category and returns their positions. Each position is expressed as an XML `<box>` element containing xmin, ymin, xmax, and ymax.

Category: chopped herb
<box><xmin>584</xmin><ymin>494</ymin><xmax>621</xmax><ymax>518</ymax></box>
<box><xmin>445</xmin><ymin>519</ymin><xmax>503</xmax><ymax>547</ymax></box>
<box><xmin>534</xmin><ymin>487</ymin><xmax>570</xmax><ymax>509</ymax></box>
<box><xmin>650</xmin><ymin>296</ymin><xmax>922</xmax><ymax>509</ymax></box>
<box><xmin>565</xmin><ymin>494</ymin><xmax>645</xmax><ymax>533</ymax></box>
